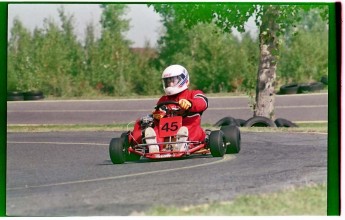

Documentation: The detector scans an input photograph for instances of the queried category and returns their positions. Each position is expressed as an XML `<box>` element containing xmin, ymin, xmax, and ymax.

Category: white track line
<box><xmin>7</xmin><ymin>141</ymin><xmax>108</xmax><ymax>146</ymax></box>
<box><xmin>7</xmin><ymin>155</ymin><xmax>232</xmax><ymax>191</ymax></box>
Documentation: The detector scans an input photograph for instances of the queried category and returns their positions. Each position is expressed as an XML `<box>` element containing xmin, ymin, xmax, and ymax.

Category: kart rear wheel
<box><xmin>209</xmin><ymin>130</ymin><xmax>226</xmax><ymax>157</ymax></box>
<box><xmin>221</xmin><ymin>125</ymin><xmax>241</xmax><ymax>154</ymax></box>
<box><xmin>109</xmin><ymin>137</ymin><xmax>126</xmax><ymax>164</ymax></box>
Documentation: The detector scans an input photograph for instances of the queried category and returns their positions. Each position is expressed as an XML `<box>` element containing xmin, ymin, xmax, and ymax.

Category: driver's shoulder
<box><xmin>186</xmin><ymin>89</ymin><xmax>206</xmax><ymax>98</ymax></box>
<box><xmin>157</xmin><ymin>95</ymin><xmax>171</xmax><ymax>103</ymax></box>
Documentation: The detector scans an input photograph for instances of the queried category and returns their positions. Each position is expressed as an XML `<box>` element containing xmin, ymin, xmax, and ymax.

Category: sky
<box><xmin>7</xmin><ymin>3</ymin><xmax>261</xmax><ymax>48</ymax></box>
<box><xmin>7</xmin><ymin>3</ymin><xmax>163</xmax><ymax>48</ymax></box>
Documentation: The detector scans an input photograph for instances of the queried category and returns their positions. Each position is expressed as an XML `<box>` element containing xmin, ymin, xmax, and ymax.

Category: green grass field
<box><xmin>146</xmin><ymin>184</ymin><xmax>327</xmax><ymax>216</ymax></box>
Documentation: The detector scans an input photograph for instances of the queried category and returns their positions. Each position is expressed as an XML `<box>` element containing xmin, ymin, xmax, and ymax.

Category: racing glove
<box><xmin>179</xmin><ymin>99</ymin><xmax>192</xmax><ymax>110</ymax></box>
<box><xmin>152</xmin><ymin>109</ymin><xmax>166</xmax><ymax>120</ymax></box>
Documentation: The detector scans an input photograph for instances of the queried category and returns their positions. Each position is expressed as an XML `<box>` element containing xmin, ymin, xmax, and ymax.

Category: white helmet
<box><xmin>162</xmin><ymin>64</ymin><xmax>189</xmax><ymax>96</ymax></box>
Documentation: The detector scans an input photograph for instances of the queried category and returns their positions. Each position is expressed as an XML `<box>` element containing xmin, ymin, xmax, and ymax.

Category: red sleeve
<box><xmin>189</xmin><ymin>90</ymin><xmax>208</xmax><ymax>113</ymax></box>
<box><xmin>156</xmin><ymin>96</ymin><xmax>168</xmax><ymax>105</ymax></box>
<box><xmin>153</xmin><ymin>96</ymin><xmax>170</xmax><ymax>112</ymax></box>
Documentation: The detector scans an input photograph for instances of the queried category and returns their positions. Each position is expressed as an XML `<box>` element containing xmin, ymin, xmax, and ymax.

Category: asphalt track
<box><xmin>7</xmin><ymin>131</ymin><xmax>327</xmax><ymax>216</ymax></box>
<box><xmin>7</xmin><ymin>93</ymin><xmax>328</xmax><ymax>124</ymax></box>
<box><xmin>6</xmin><ymin>93</ymin><xmax>328</xmax><ymax>216</ymax></box>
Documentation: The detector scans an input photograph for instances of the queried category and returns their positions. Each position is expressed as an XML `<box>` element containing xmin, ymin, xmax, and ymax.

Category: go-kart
<box><xmin>109</xmin><ymin>101</ymin><xmax>241</xmax><ymax>164</ymax></box>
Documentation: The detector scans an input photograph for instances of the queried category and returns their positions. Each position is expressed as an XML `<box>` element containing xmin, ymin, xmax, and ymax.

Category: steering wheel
<box><xmin>154</xmin><ymin>101</ymin><xmax>181</xmax><ymax>116</ymax></box>
<box><xmin>155</xmin><ymin>101</ymin><xmax>180</xmax><ymax>110</ymax></box>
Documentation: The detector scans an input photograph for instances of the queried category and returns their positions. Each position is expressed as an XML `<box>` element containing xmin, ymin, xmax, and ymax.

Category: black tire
<box><xmin>7</xmin><ymin>96</ymin><xmax>24</xmax><ymax>101</ymax></box>
<box><xmin>214</xmin><ymin>116</ymin><xmax>239</xmax><ymax>127</ymax></box>
<box><xmin>274</xmin><ymin>118</ymin><xmax>298</xmax><ymax>127</ymax></box>
<box><xmin>8</xmin><ymin>90</ymin><xmax>23</xmax><ymax>96</ymax></box>
<box><xmin>298</xmin><ymin>83</ymin><xmax>313</xmax><ymax>93</ymax></box>
<box><xmin>244</xmin><ymin>116</ymin><xmax>276</xmax><ymax>127</ymax></box>
<box><xmin>109</xmin><ymin>138</ymin><xmax>126</xmax><ymax>164</ymax></box>
<box><xmin>235</xmin><ymin>118</ymin><xmax>246</xmax><ymax>127</ymax></box>
<box><xmin>24</xmin><ymin>91</ymin><xmax>44</xmax><ymax>101</ymax></box>
<box><xmin>320</xmin><ymin>75</ymin><xmax>328</xmax><ymax>85</ymax></box>
<box><xmin>309</xmin><ymin>82</ymin><xmax>324</xmax><ymax>91</ymax></box>
<box><xmin>24</xmin><ymin>95</ymin><xmax>44</xmax><ymax>101</ymax></box>
<box><xmin>298</xmin><ymin>82</ymin><xmax>324</xmax><ymax>93</ymax></box>
<box><xmin>24</xmin><ymin>90</ymin><xmax>44</xmax><ymax>96</ymax></box>
<box><xmin>209</xmin><ymin>130</ymin><xmax>226</xmax><ymax>157</ymax></box>
<box><xmin>7</xmin><ymin>91</ymin><xmax>24</xmax><ymax>101</ymax></box>
<box><xmin>119</xmin><ymin>132</ymin><xmax>141</xmax><ymax>162</ymax></box>
<box><xmin>220</xmin><ymin>125</ymin><xmax>241</xmax><ymax>154</ymax></box>
<box><xmin>279</xmin><ymin>83</ymin><xmax>299</xmax><ymax>95</ymax></box>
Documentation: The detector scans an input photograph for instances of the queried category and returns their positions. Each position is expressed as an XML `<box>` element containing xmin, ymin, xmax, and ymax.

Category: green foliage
<box><xmin>7</xmin><ymin>4</ymin><xmax>328</xmax><ymax>98</ymax></box>
<box><xmin>84</xmin><ymin>4</ymin><xmax>133</xmax><ymax>96</ymax></box>
<box><xmin>154</xmin><ymin>5</ymin><xmax>260</xmax><ymax>94</ymax></box>
<box><xmin>156</xmin><ymin>22</ymin><xmax>258</xmax><ymax>93</ymax></box>
<box><xmin>8</xmin><ymin>18</ymin><xmax>35</xmax><ymax>91</ymax></box>
<box><xmin>153</xmin><ymin>3</ymin><xmax>328</xmax><ymax>96</ymax></box>
<box><xmin>278</xmin><ymin>9</ymin><xmax>328</xmax><ymax>85</ymax></box>
<box><xmin>152</xmin><ymin>3</ymin><xmax>255</xmax><ymax>33</ymax></box>
<box><xmin>7</xmin><ymin>4</ymin><xmax>161</xmax><ymax>97</ymax></box>
<box><xmin>8</xmin><ymin>7</ymin><xmax>87</xmax><ymax>96</ymax></box>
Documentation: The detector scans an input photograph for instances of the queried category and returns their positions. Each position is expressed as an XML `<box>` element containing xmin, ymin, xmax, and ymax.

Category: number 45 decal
<box><xmin>159</xmin><ymin>116</ymin><xmax>182</xmax><ymax>137</ymax></box>
<box><xmin>162</xmin><ymin>121</ymin><xmax>179</xmax><ymax>132</ymax></box>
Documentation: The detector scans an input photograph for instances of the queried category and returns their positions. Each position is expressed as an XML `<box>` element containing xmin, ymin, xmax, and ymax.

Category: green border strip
<box><xmin>327</xmin><ymin>2</ymin><xmax>340</xmax><ymax>216</ymax></box>
<box><xmin>2</xmin><ymin>1</ymin><xmax>341</xmax><ymax>217</ymax></box>
<box><xmin>0</xmin><ymin>2</ymin><xmax>7</xmax><ymax>217</ymax></box>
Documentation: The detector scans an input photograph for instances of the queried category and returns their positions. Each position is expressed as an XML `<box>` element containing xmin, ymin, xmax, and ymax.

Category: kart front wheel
<box><xmin>120</xmin><ymin>132</ymin><xmax>141</xmax><ymax>162</ymax></box>
<box><xmin>209</xmin><ymin>130</ymin><xmax>226</xmax><ymax>157</ymax></box>
<box><xmin>221</xmin><ymin>125</ymin><xmax>241</xmax><ymax>154</ymax></box>
<box><xmin>109</xmin><ymin>138</ymin><xmax>126</xmax><ymax>164</ymax></box>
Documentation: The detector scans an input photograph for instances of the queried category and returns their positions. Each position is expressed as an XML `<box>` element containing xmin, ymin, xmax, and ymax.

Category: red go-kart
<box><xmin>109</xmin><ymin>101</ymin><xmax>241</xmax><ymax>164</ymax></box>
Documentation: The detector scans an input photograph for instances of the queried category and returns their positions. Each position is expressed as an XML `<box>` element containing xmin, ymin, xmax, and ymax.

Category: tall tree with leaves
<box><xmin>8</xmin><ymin>18</ymin><xmax>34</xmax><ymax>91</ymax></box>
<box><xmin>58</xmin><ymin>7</ymin><xmax>84</xmax><ymax>78</ymax></box>
<box><xmin>152</xmin><ymin>3</ymin><xmax>328</xmax><ymax>119</ymax></box>
<box><xmin>94</xmin><ymin>4</ymin><xmax>134</xmax><ymax>95</ymax></box>
<box><xmin>278</xmin><ymin>8</ymin><xmax>328</xmax><ymax>84</ymax></box>
<box><xmin>156</xmin><ymin>21</ymin><xmax>258</xmax><ymax>93</ymax></box>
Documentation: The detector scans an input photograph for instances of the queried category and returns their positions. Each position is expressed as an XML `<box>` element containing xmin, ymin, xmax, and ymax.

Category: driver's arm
<box><xmin>187</xmin><ymin>91</ymin><xmax>208</xmax><ymax>113</ymax></box>
<box><xmin>152</xmin><ymin>97</ymin><xmax>169</xmax><ymax>120</ymax></box>
<box><xmin>152</xmin><ymin>107</ymin><xmax>166</xmax><ymax>120</ymax></box>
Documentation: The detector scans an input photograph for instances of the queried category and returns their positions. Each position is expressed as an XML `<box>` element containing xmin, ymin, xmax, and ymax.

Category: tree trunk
<box><xmin>254</xmin><ymin>6</ymin><xmax>280</xmax><ymax>119</ymax></box>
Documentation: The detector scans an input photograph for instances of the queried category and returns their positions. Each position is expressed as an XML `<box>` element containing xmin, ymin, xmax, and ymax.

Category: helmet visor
<box><xmin>163</xmin><ymin>76</ymin><xmax>182</xmax><ymax>88</ymax></box>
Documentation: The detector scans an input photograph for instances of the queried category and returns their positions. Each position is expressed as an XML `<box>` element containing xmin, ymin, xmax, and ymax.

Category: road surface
<box><xmin>6</xmin><ymin>131</ymin><xmax>327</xmax><ymax>216</ymax></box>
<box><xmin>7</xmin><ymin>93</ymin><xmax>328</xmax><ymax>125</ymax></box>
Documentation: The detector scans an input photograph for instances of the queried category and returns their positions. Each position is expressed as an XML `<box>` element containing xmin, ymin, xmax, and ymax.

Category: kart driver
<box><xmin>129</xmin><ymin>64</ymin><xmax>208</xmax><ymax>153</ymax></box>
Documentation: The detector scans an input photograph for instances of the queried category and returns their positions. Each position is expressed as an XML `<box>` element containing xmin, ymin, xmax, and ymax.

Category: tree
<box><xmin>93</xmin><ymin>4</ymin><xmax>135</xmax><ymax>95</ymax></box>
<box><xmin>278</xmin><ymin>8</ymin><xmax>328</xmax><ymax>84</ymax></box>
<box><xmin>156</xmin><ymin>21</ymin><xmax>258</xmax><ymax>93</ymax></box>
<box><xmin>7</xmin><ymin>18</ymin><xmax>35</xmax><ymax>91</ymax></box>
<box><xmin>152</xmin><ymin>3</ymin><xmax>328</xmax><ymax>119</ymax></box>
<box><xmin>8</xmin><ymin>4</ymin><xmax>162</xmax><ymax>97</ymax></box>
<box><xmin>58</xmin><ymin>7</ymin><xmax>84</xmax><ymax>79</ymax></box>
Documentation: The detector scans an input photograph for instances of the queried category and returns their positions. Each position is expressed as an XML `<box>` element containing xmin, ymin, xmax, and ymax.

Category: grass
<box><xmin>145</xmin><ymin>183</ymin><xmax>327</xmax><ymax>216</ymax></box>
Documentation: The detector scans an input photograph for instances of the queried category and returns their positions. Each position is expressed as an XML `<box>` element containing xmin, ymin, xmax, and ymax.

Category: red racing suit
<box><xmin>129</xmin><ymin>89</ymin><xmax>208</xmax><ymax>147</ymax></box>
